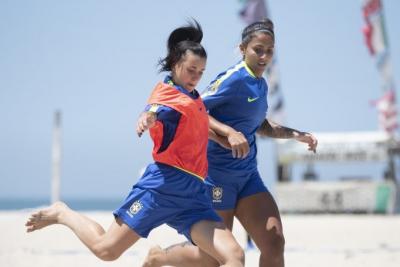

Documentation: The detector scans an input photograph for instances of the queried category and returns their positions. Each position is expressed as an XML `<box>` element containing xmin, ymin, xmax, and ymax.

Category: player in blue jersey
<box><xmin>144</xmin><ymin>19</ymin><xmax>317</xmax><ymax>267</ymax></box>
<box><xmin>25</xmin><ymin>20</ymin><xmax>244</xmax><ymax>267</ymax></box>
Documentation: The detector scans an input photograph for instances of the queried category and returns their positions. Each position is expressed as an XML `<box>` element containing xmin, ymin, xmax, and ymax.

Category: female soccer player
<box><xmin>25</xmin><ymin>20</ymin><xmax>244</xmax><ymax>267</ymax></box>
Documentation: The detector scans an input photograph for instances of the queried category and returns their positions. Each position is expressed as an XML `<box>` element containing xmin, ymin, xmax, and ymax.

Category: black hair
<box><xmin>241</xmin><ymin>18</ymin><xmax>274</xmax><ymax>46</ymax></box>
<box><xmin>158</xmin><ymin>19</ymin><xmax>207</xmax><ymax>72</ymax></box>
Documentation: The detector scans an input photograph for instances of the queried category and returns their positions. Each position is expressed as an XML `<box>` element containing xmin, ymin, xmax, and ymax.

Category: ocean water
<box><xmin>0</xmin><ymin>198</ymin><xmax>123</xmax><ymax>211</ymax></box>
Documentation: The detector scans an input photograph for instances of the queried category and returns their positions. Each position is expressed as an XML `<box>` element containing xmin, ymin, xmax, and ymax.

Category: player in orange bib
<box><xmin>25</xmin><ymin>20</ymin><xmax>244</xmax><ymax>267</ymax></box>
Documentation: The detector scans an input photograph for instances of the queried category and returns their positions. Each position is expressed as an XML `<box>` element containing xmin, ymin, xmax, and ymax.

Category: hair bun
<box><xmin>167</xmin><ymin>20</ymin><xmax>203</xmax><ymax>51</ymax></box>
<box><xmin>158</xmin><ymin>19</ymin><xmax>207</xmax><ymax>73</ymax></box>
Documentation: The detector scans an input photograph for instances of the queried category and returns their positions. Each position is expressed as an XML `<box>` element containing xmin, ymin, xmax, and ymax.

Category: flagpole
<box><xmin>51</xmin><ymin>110</ymin><xmax>62</xmax><ymax>203</ymax></box>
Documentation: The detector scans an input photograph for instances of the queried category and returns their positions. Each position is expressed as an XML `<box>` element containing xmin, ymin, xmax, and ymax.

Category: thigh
<box><xmin>167</xmin><ymin>206</ymin><xmax>221</xmax><ymax>243</ymax></box>
<box><xmin>237</xmin><ymin>170</ymin><xmax>268</xmax><ymax>200</ymax></box>
<box><xmin>98</xmin><ymin>217</ymin><xmax>141</xmax><ymax>256</ymax></box>
<box><xmin>190</xmin><ymin>220</ymin><xmax>241</xmax><ymax>265</ymax></box>
<box><xmin>205</xmin><ymin>175</ymin><xmax>238</xmax><ymax>210</ymax></box>
<box><xmin>235</xmin><ymin>191</ymin><xmax>283</xmax><ymax>248</ymax></box>
<box><xmin>114</xmin><ymin>188</ymin><xmax>171</xmax><ymax>238</ymax></box>
<box><xmin>215</xmin><ymin>209</ymin><xmax>235</xmax><ymax>231</ymax></box>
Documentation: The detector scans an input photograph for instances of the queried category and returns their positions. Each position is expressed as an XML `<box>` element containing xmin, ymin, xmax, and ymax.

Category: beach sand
<box><xmin>2</xmin><ymin>210</ymin><xmax>399</xmax><ymax>267</ymax></box>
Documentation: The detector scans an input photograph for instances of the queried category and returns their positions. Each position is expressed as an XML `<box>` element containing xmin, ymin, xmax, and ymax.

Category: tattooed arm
<box><xmin>256</xmin><ymin>119</ymin><xmax>318</xmax><ymax>153</ymax></box>
<box><xmin>257</xmin><ymin>119</ymin><xmax>300</xmax><ymax>138</ymax></box>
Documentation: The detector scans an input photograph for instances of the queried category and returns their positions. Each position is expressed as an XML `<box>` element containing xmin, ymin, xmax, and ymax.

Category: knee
<box><xmin>237</xmin><ymin>246</ymin><xmax>246</xmax><ymax>265</ymax></box>
<box><xmin>216</xmin><ymin>242</ymin><xmax>244</xmax><ymax>266</ymax></box>
<box><xmin>230</xmin><ymin>243</ymin><xmax>245</xmax><ymax>265</ymax></box>
<box><xmin>92</xmin><ymin>244</ymin><xmax>122</xmax><ymax>261</ymax></box>
<box><xmin>204</xmin><ymin>245</ymin><xmax>244</xmax><ymax>267</ymax></box>
<box><xmin>259</xmin><ymin>231</ymin><xmax>285</xmax><ymax>256</ymax></box>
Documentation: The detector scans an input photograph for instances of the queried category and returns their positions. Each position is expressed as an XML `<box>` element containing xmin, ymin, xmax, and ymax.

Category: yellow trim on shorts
<box><xmin>172</xmin><ymin>165</ymin><xmax>205</xmax><ymax>181</ymax></box>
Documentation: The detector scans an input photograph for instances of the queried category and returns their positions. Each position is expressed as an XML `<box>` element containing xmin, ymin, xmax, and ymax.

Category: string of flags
<box><xmin>362</xmin><ymin>0</ymin><xmax>398</xmax><ymax>134</ymax></box>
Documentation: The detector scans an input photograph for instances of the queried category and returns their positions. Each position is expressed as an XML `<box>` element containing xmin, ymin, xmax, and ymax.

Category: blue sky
<box><xmin>1</xmin><ymin>0</ymin><xmax>399</xmax><ymax>200</ymax></box>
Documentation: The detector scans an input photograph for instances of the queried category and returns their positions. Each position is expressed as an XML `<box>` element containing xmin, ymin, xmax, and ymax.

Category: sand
<box><xmin>1</xmin><ymin>210</ymin><xmax>399</xmax><ymax>267</ymax></box>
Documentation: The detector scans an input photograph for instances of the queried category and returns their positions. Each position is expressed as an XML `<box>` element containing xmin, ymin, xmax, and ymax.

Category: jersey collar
<box><xmin>242</xmin><ymin>61</ymin><xmax>258</xmax><ymax>79</ymax></box>
<box><xmin>164</xmin><ymin>76</ymin><xmax>199</xmax><ymax>99</ymax></box>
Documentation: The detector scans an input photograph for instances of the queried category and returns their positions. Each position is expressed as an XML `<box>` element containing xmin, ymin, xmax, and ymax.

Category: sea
<box><xmin>0</xmin><ymin>198</ymin><xmax>123</xmax><ymax>211</ymax></box>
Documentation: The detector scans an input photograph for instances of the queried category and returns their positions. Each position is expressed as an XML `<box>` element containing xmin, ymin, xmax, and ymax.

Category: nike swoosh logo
<box><xmin>247</xmin><ymin>96</ymin><xmax>259</xmax><ymax>102</ymax></box>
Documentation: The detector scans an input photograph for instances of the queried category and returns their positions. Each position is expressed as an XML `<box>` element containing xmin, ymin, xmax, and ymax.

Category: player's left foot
<box><xmin>25</xmin><ymin>201</ymin><xmax>68</xmax><ymax>232</ymax></box>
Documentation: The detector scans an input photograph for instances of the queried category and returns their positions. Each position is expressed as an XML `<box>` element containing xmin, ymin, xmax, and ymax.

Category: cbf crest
<box><xmin>212</xmin><ymin>186</ymin><xmax>223</xmax><ymax>203</ymax></box>
<box><xmin>203</xmin><ymin>80</ymin><xmax>221</xmax><ymax>97</ymax></box>
<box><xmin>126</xmin><ymin>200</ymin><xmax>143</xmax><ymax>218</ymax></box>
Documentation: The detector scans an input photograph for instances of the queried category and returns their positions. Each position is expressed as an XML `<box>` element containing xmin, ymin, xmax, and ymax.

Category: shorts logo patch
<box><xmin>212</xmin><ymin>187</ymin><xmax>223</xmax><ymax>203</ymax></box>
<box><xmin>126</xmin><ymin>200</ymin><xmax>143</xmax><ymax>217</ymax></box>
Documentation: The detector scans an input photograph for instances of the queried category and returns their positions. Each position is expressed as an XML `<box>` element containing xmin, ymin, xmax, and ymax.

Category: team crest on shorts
<box><xmin>212</xmin><ymin>186</ymin><xmax>223</xmax><ymax>203</ymax></box>
<box><xmin>127</xmin><ymin>200</ymin><xmax>143</xmax><ymax>217</ymax></box>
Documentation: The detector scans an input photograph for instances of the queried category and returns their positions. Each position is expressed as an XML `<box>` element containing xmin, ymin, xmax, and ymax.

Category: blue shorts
<box><xmin>113</xmin><ymin>163</ymin><xmax>221</xmax><ymax>242</ymax></box>
<box><xmin>205</xmin><ymin>168</ymin><xmax>268</xmax><ymax>210</ymax></box>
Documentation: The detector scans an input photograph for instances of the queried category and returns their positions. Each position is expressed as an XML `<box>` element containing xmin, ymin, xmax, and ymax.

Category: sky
<box><xmin>0</xmin><ymin>0</ymin><xmax>399</xmax><ymax>200</ymax></box>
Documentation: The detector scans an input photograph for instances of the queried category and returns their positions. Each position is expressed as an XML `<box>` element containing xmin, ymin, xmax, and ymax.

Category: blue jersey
<box><xmin>202</xmin><ymin>61</ymin><xmax>268</xmax><ymax>175</ymax></box>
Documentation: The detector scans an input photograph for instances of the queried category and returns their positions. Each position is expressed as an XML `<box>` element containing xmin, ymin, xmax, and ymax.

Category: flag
<box><xmin>372</xmin><ymin>89</ymin><xmax>398</xmax><ymax>133</ymax></box>
<box><xmin>362</xmin><ymin>0</ymin><xmax>387</xmax><ymax>56</ymax></box>
<box><xmin>239</xmin><ymin>0</ymin><xmax>267</xmax><ymax>24</ymax></box>
<box><xmin>239</xmin><ymin>0</ymin><xmax>285</xmax><ymax>124</ymax></box>
<box><xmin>362</xmin><ymin>0</ymin><xmax>398</xmax><ymax>134</ymax></box>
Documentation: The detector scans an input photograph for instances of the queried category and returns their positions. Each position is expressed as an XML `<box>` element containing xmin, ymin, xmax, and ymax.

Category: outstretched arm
<box><xmin>208</xmin><ymin>115</ymin><xmax>250</xmax><ymax>158</ymax></box>
<box><xmin>257</xmin><ymin>119</ymin><xmax>318</xmax><ymax>153</ymax></box>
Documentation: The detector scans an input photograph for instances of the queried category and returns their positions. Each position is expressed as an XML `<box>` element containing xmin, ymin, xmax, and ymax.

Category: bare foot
<box><xmin>142</xmin><ymin>245</ymin><xmax>165</xmax><ymax>267</ymax></box>
<box><xmin>25</xmin><ymin>201</ymin><xmax>68</xmax><ymax>233</ymax></box>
